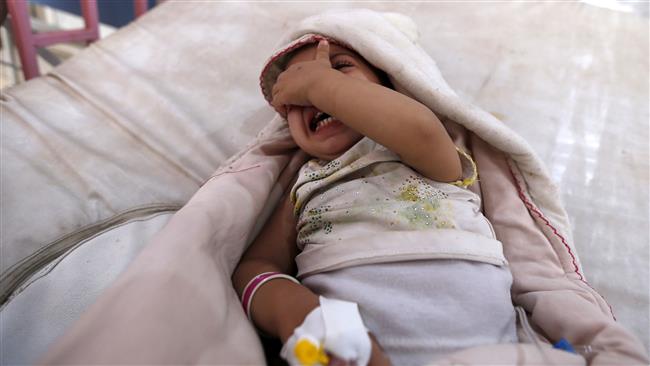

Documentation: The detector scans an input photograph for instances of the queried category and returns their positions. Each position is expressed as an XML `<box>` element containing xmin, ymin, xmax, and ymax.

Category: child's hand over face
<box><xmin>272</xmin><ymin>40</ymin><xmax>337</xmax><ymax>118</ymax></box>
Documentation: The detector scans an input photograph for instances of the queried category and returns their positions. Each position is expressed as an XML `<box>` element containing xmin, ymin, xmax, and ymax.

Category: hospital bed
<box><xmin>1</xmin><ymin>2</ymin><xmax>647</xmax><ymax>364</ymax></box>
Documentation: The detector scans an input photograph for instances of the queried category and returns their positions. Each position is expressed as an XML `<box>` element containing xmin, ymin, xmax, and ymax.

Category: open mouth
<box><xmin>309</xmin><ymin>111</ymin><xmax>338</xmax><ymax>133</ymax></box>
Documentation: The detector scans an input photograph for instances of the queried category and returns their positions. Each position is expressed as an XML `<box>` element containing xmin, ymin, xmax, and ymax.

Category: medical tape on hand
<box><xmin>281</xmin><ymin>307</ymin><xmax>328</xmax><ymax>366</ymax></box>
<box><xmin>320</xmin><ymin>296</ymin><xmax>372</xmax><ymax>366</ymax></box>
<box><xmin>280</xmin><ymin>297</ymin><xmax>372</xmax><ymax>366</ymax></box>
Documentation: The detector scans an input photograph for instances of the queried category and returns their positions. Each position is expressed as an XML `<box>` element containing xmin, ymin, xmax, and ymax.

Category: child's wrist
<box><xmin>277</xmin><ymin>305</ymin><xmax>318</xmax><ymax>343</ymax></box>
<box><xmin>273</xmin><ymin>285</ymin><xmax>320</xmax><ymax>342</ymax></box>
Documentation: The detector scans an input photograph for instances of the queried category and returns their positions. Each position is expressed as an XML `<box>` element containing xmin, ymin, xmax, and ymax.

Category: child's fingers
<box><xmin>315</xmin><ymin>39</ymin><xmax>330</xmax><ymax>61</ymax></box>
<box><xmin>271</xmin><ymin>86</ymin><xmax>290</xmax><ymax>118</ymax></box>
<box><xmin>270</xmin><ymin>96</ymin><xmax>283</xmax><ymax>117</ymax></box>
<box><xmin>272</xmin><ymin>100</ymin><xmax>287</xmax><ymax>118</ymax></box>
<box><xmin>272</xmin><ymin>103</ymin><xmax>286</xmax><ymax>118</ymax></box>
<box><xmin>327</xmin><ymin>355</ymin><xmax>352</xmax><ymax>366</ymax></box>
<box><xmin>275</xmin><ymin>107</ymin><xmax>287</xmax><ymax>118</ymax></box>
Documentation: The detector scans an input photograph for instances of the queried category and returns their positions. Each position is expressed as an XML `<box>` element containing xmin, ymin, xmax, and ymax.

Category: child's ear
<box><xmin>380</xmin><ymin>12</ymin><xmax>420</xmax><ymax>42</ymax></box>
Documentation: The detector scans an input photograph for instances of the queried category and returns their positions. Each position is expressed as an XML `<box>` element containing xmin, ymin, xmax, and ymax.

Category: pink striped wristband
<box><xmin>241</xmin><ymin>271</ymin><xmax>300</xmax><ymax>321</ymax></box>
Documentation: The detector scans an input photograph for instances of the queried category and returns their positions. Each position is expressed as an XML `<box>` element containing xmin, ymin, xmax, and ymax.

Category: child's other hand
<box><xmin>327</xmin><ymin>354</ymin><xmax>352</xmax><ymax>366</ymax></box>
<box><xmin>367</xmin><ymin>333</ymin><xmax>392</xmax><ymax>366</ymax></box>
<box><xmin>272</xmin><ymin>40</ymin><xmax>336</xmax><ymax>118</ymax></box>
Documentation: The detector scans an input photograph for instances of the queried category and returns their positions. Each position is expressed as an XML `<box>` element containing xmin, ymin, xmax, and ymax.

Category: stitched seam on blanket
<box><xmin>506</xmin><ymin>164</ymin><xmax>582</xmax><ymax>279</ymax></box>
<box><xmin>507</xmin><ymin>164</ymin><xmax>616</xmax><ymax>320</ymax></box>
<box><xmin>203</xmin><ymin>165</ymin><xmax>262</xmax><ymax>185</ymax></box>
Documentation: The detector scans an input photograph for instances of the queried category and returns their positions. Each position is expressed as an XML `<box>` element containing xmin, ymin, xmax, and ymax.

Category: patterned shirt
<box><xmin>290</xmin><ymin>137</ymin><xmax>493</xmax><ymax>251</ymax></box>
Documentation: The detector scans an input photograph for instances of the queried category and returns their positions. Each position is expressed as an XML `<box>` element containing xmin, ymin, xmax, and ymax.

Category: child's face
<box><xmin>285</xmin><ymin>43</ymin><xmax>383</xmax><ymax>161</ymax></box>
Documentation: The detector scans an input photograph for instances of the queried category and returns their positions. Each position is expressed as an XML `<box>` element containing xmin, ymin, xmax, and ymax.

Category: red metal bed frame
<box><xmin>7</xmin><ymin>0</ymin><xmax>149</xmax><ymax>80</ymax></box>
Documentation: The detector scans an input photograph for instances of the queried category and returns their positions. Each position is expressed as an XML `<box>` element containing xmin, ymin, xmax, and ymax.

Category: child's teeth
<box><xmin>315</xmin><ymin>117</ymin><xmax>335</xmax><ymax>132</ymax></box>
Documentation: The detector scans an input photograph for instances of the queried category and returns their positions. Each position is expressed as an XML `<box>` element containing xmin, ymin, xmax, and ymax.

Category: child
<box><xmin>232</xmin><ymin>37</ymin><xmax>517</xmax><ymax>365</ymax></box>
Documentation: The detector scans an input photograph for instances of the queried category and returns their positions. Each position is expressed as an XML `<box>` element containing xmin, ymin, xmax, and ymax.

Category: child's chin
<box><xmin>312</xmin><ymin>136</ymin><xmax>360</xmax><ymax>160</ymax></box>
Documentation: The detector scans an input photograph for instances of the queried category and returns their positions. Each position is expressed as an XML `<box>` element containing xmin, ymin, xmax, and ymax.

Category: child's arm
<box><xmin>271</xmin><ymin>40</ymin><xmax>461</xmax><ymax>183</ymax></box>
<box><xmin>232</xmin><ymin>191</ymin><xmax>319</xmax><ymax>342</ymax></box>
<box><xmin>232</xmin><ymin>192</ymin><xmax>391</xmax><ymax>365</ymax></box>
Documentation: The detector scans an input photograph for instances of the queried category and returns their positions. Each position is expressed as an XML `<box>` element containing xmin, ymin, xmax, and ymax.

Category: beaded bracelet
<box><xmin>241</xmin><ymin>271</ymin><xmax>300</xmax><ymax>321</ymax></box>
